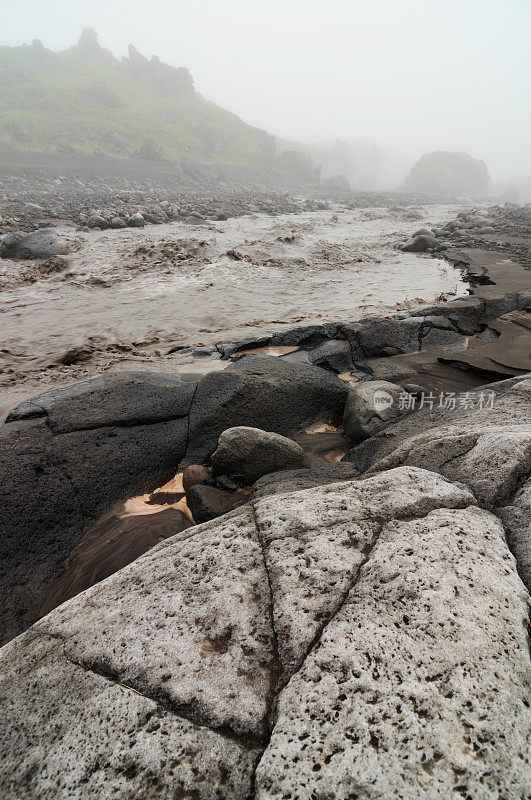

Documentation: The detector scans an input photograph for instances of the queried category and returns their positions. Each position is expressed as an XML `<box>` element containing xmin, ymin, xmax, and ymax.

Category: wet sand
<box><xmin>0</xmin><ymin>204</ymin><xmax>467</xmax><ymax>414</ymax></box>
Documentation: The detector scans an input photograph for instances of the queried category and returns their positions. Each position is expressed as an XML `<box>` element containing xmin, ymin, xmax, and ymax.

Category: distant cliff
<box><xmin>0</xmin><ymin>29</ymin><xmax>275</xmax><ymax>167</ymax></box>
<box><xmin>402</xmin><ymin>151</ymin><xmax>490</xmax><ymax>197</ymax></box>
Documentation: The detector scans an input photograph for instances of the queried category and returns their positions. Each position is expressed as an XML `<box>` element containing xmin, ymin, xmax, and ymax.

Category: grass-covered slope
<box><xmin>0</xmin><ymin>30</ymin><xmax>275</xmax><ymax>168</ymax></box>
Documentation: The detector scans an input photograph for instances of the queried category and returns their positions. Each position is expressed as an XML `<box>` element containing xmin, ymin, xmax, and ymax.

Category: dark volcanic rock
<box><xmin>211</xmin><ymin>426</ymin><xmax>306</xmax><ymax>484</ymax></box>
<box><xmin>7</xmin><ymin>371</ymin><xmax>196</xmax><ymax>434</ymax></box>
<box><xmin>184</xmin><ymin>355</ymin><xmax>349</xmax><ymax>464</ymax></box>
<box><xmin>0</xmin><ymin>228</ymin><xmax>69</xmax><ymax>259</ymax></box>
<box><xmin>186</xmin><ymin>484</ymin><xmax>244</xmax><ymax>523</ymax></box>
<box><xmin>0</xmin><ymin>373</ymin><xmax>195</xmax><ymax>644</ymax></box>
<box><xmin>308</xmin><ymin>339</ymin><xmax>353</xmax><ymax>372</ymax></box>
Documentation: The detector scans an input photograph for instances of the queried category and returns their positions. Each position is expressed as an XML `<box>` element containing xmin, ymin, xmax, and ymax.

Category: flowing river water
<box><xmin>0</xmin><ymin>204</ymin><xmax>469</xmax><ymax>415</ymax></box>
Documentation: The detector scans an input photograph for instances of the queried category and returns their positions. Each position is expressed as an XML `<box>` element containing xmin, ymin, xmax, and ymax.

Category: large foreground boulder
<box><xmin>0</xmin><ymin>467</ymin><xmax>529</xmax><ymax>799</ymax></box>
<box><xmin>211</xmin><ymin>426</ymin><xmax>305</xmax><ymax>484</ymax></box>
<box><xmin>0</xmin><ymin>358</ymin><xmax>349</xmax><ymax>643</ymax></box>
<box><xmin>0</xmin><ymin>372</ymin><xmax>195</xmax><ymax>644</ymax></box>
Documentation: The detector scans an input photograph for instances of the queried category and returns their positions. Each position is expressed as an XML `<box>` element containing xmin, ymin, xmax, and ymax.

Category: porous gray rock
<box><xmin>0</xmin><ymin>631</ymin><xmax>260</xmax><ymax>800</ymax></box>
<box><xmin>2</xmin><ymin>467</ymin><xmax>529</xmax><ymax>800</ymax></box>
<box><xmin>0</xmin><ymin>228</ymin><xmax>69</xmax><ymax>259</ymax></box>
<box><xmin>343</xmin><ymin>380</ymin><xmax>408</xmax><ymax>443</ymax></box>
<box><xmin>211</xmin><ymin>426</ymin><xmax>305</xmax><ymax>484</ymax></box>
<box><xmin>254</xmin><ymin>467</ymin><xmax>475</xmax><ymax>677</ymax></box>
<box><xmin>252</xmin><ymin>461</ymin><xmax>360</xmax><ymax>498</ymax></box>
<box><xmin>31</xmin><ymin>506</ymin><xmax>275</xmax><ymax>738</ymax></box>
<box><xmin>255</xmin><ymin>504</ymin><xmax>531</xmax><ymax>800</ymax></box>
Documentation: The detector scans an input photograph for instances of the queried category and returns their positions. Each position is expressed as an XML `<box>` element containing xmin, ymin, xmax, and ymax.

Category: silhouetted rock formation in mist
<box><xmin>403</xmin><ymin>151</ymin><xmax>490</xmax><ymax>197</ymax></box>
<box><xmin>123</xmin><ymin>44</ymin><xmax>194</xmax><ymax>96</ymax></box>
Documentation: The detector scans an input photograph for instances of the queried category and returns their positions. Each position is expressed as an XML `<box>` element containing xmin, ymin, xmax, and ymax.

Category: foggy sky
<box><xmin>1</xmin><ymin>0</ymin><xmax>530</xmax><ymax>180</ymax></box>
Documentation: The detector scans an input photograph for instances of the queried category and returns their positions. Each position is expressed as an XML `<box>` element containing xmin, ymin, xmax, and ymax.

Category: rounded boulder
<box><xmin>211</xmin><ymin>426</ymin><xmax>305</xmax><ymax>484</ymax></box>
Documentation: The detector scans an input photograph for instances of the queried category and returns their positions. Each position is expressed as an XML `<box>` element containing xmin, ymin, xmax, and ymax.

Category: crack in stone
<box><xmin>247</xmin><ymin>500</ymin><xmax>284</xmax><ymax>800</ymax></box>
<box><xmin>183</xmin><ymin>380</ymin><xmax>199</xmax><ymax>461</ymax></box>
<box><xmin>45</xmin><ymin>411</ymin><xmax>191</xmax><ymax>437</ymax></box>
<box><xmin>247</xmin><ymin>495</ymin><xmax>477</xmax><ymax>797</ymax></box>
<box><xmin>61</xmin><ymin>648</ymin><xmax>265</xmax><ymax>752</ymax></box>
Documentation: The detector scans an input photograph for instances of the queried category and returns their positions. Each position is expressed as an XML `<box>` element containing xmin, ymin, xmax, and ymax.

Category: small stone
<box><xmin>127</xmin><ymin>213</ymin><xmax>145</xmax><ymax>227</ymax></box>
<box><xmin>400</xmin><ymin>235</ymin><xmax>437</xmax><ymax>253</ymax></box>
<box><xmin>186</xmin><ymin>484</ymin><xmax>243</xmax><ymax>523</ymax></box>
<box><xmin>182</xmin><ymin>464</ymin><xmax>211</xmax><ymax>492</ymax></box>
<box><xmin>109</xmin><ymin>216</ymin><xmax>126</xmax><ymax>229</ymax></box>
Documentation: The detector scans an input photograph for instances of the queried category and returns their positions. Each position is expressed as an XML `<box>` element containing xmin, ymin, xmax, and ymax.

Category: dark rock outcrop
<box><xmin>0</xmin><ymin>372</ymin><xmax>195</xmax><ymax>644</ymax></box>
<box><xmin>186</xmin><ymin>484</ymin><xmax>244</xmax><ymax>523</ymax></box>
<box><xmin>402</xmin><ymin>151</ymin><xmax>490</xmax><ymax>197</ymax></box>
<box><xmin>185</xmin><ymin>355</ymin><xmax>349</xmax><ymax>464</ymax></box>
<box><xmin>0</xmin><ymin>358</ymin><xmax>349</xmax><ymax>643</ymax></box>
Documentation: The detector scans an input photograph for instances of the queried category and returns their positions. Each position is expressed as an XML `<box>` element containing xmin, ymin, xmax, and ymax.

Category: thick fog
<box><xmin>1</xmin><ymin>0</ymin><xmax>530</xmax><ymax>181</ymax></box>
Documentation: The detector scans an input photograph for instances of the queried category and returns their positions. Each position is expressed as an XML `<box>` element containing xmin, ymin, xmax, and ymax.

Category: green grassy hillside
<box><xmin>0</xmin><ymin>30</ymin><xmax>276</xmax><ymax>168</ymax></box>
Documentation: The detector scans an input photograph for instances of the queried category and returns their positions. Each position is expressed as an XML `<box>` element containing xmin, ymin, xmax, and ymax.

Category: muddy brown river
<box><xmin>0</xmin><ymin>204</ymin><xmax>468</xmax><ymax>414</ymax></box>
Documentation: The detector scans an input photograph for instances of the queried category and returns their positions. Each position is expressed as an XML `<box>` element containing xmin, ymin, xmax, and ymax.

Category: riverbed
<box><xmin>0</xmin><ymin>204</ymin><xmax>468</xmax><ymax>413</ymax></box>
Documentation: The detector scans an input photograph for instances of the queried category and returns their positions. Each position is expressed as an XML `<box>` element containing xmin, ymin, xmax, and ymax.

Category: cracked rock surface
<box><xmin>256</xmin><ymin>505</ymin><xmax>530</xmax><ymax>800</ymax></box>
<box><xmin>253</xmin><ymin>467</ymin><xmax>475</xmax><ymax>678</ymax></box>
<box><xmin>1</xmin><ymin>466</ymin><xmax>529</xmax><ymax>799</ymax></box>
